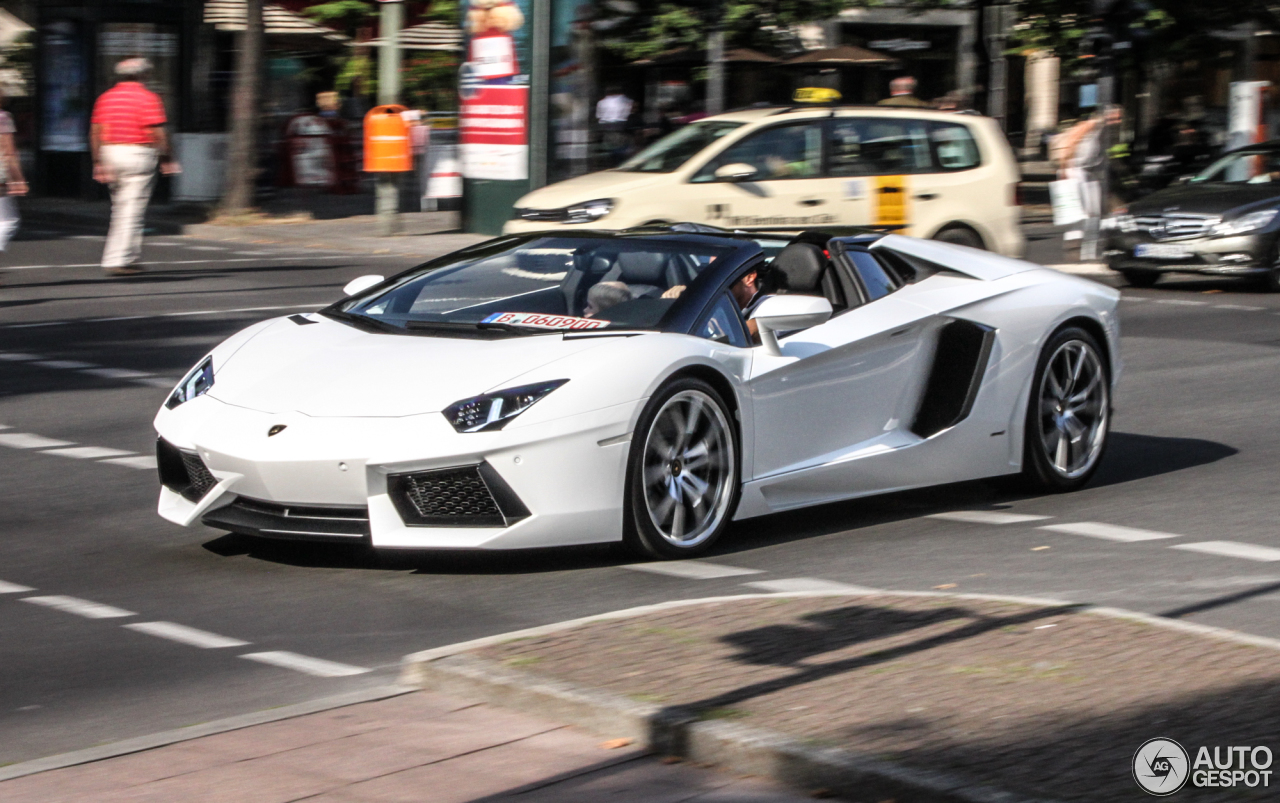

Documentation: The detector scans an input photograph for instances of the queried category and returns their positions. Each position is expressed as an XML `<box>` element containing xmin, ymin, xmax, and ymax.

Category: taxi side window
<box><xmin>692</xmin><ymin>123</ymin><xmax>823</xmax><ymax>182</ymax></box>
<box><xmin>828</xmin><ymin>118</ymin><xmax>931</xmax><ymax>177</ymax></box>
<box><xmin>697</xmin><ymin>293</ymin><xmax>751</xmax><ymax>348</ymax></box>
<box><xmin>930</xmin><ymin>122</ymin><xmax>982</xmax><ymax>170</ymax></box>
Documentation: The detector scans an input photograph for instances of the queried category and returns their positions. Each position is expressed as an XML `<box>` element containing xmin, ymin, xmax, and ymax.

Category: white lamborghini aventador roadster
<box><xmin>154</xmin><ymin>226</ymin><xmax>1120</xmax><ymax>558</ymax></box>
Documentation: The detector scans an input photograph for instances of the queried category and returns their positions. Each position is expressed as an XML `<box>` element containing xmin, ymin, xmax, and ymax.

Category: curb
<box><xmin>0</xmin><ymin>684</ymin><xmax>414</xmax><ymax>783</ymax></box>
<box><xmin>400</xmin><ymin>589</ymin><xmax>1280</xmax><ymax>803</ymax></box>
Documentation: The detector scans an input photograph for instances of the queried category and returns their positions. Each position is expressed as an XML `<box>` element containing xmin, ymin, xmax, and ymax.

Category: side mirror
<box><xmin>749</xmin><ymin>295</ymin><xmax>833</xmax><ymax>356</ymax></box>
<box><xmin>342</xmin><ymin>274</ymin><xmax>384</xmax><ymax>296</ymax></box>
<box><xmin>714</xmin><ymin>162</ymin><xmax>758</xmax><ymax>182</ymax></box>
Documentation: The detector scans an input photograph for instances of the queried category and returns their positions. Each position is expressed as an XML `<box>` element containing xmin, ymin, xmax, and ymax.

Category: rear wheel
<box><xmin>624</xmin><ymin>378</ymin><xmax>739</xmax><ymax>559</ymax></box>
<box><xmin>933</xmin><ymin>226</ymin><xmax>985</xmax><ymax>250</ymax></box>
<box><xmin>1020</xmin><ymin>327</ymin><xmax>1110</xmax><ymax>492</ymax></box>
<box><xmin>1120</xmin><ymin>269</ymin><xmax>1159</xmax><ymax>288</ymax></box>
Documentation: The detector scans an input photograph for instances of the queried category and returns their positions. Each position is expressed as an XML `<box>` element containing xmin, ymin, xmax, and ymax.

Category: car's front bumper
<box><xmin>1104</xmin><ymin>231</ymin><xmax>1275</xmax><ymax>275</ymax></box>
<box><xmin>155</xmin><ymin>395</ymin><xmax>639</xmax><ymax>549</ymax></box>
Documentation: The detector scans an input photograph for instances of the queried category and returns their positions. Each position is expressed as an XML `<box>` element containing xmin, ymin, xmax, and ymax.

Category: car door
<box><xmin>909</xmin><ymin>120</ymin><xmax>987</xmax><ymax>239</ymax></box>
<box><xmin>685</xmin><ymin>121</ymin><xmax>836</xmax><ymax>228</ymax></box>
<box><xmin>745</xmin><ymin>250</ymin><xmax>935</xmax><ymax>488</ymax></box>
<box><xmin>825</xmin><ymin>116</ymin><xmax>933</xmax><ymax>235</ymax></box>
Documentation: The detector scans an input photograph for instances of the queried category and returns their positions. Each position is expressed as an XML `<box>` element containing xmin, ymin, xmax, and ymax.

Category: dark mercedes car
<box><xmin>1104</xmin><ymin>143</ymin><xmax>1280</xmax><ymax>290</ymax></box>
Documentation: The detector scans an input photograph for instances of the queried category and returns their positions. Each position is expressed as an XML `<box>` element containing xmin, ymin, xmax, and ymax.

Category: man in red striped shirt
<box><xmin>90</xmin><ymin>58</ymin><xmax>181</xmax><ymax>276</ymax></box>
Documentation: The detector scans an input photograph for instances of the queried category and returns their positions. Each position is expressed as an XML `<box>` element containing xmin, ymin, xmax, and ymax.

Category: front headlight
<box><xmin>1213</xmin><ymin>209</ymin><xmax>1278</xmax><ymax>237</ymax></box>
<box><xmin>564</xmin><ymin>198</ymin><xmax>614</xmax><ymax>224</ymax></box>
<box><xmin>443</xmin><ymin>379</ymin><xmax>569</xmax><ymax>433</ymax></box>
<box><xmin>165</xmin><ymin>357</ymin><xmax>214</xmax><ymax>409</ymax></box>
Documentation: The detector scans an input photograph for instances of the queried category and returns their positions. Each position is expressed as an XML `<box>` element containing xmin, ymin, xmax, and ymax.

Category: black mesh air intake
<box><xmin>156</xmin><ymin>438</ymin><xmax>218</xmax><ymax>502</ymax></box>
<box><xmin>388</xmin><ymin>463</ymin><xmax>530</xmax><ymax>528</ymax></box>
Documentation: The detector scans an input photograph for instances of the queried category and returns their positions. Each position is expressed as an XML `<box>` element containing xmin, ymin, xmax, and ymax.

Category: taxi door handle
<box><xmin>914</xmin><ymin>192</ymin><xmax>939</xmax><ymax>201</ymax></box>
<box><xmin>799</xmin><ymin>198</ymin><xmax>826</xmax><ymax>207</ymax></box>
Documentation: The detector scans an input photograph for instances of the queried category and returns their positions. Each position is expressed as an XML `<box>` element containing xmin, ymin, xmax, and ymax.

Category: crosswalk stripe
<box><xmin>42</xmin><ymin>446</ymin><xmax>136</xmax><ymax>460</ymax></box>
<box><xmin>100</xmin><ymin>455</ymin><xmax>158</xmax><ymax>470</ymax></box>
<box><xmin>0</xmin><ymin>580</ymin><xmax>34</xmax><ymax>593</ymax></box>
<box><xmin>744</xmin><ymin>578</ymin><xmax>879</xmax><ymax>593</ymax></box>
<box><xmin>0</xmin><ymin>433</ymin><xmax>75</xmax><ymax>450</ymax></box>
<box><xmin>1171</xmin><ymin>542</ymin><xmax>1280</xmax><ymax>562</ymax></box>
<box><xmin>124</xmin><ymin>622</ymin><xmax>250</xmax><ymax>649</ymax></box>
<box><xmin>22</xmin><ymin>595</ymin><xmax>136</xmax><ymax>619</ymax></box>
<box><xmin>929</xmin><ymin>511</ymin><xmax>1052</xmax><ymax>525</ymax></box>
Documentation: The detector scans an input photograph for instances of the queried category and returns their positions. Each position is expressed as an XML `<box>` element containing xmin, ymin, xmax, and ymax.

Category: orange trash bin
<box><xmin>364</xmin><ymin>105</ymin><xmax>412</xmax><ymax>172</ymax></box>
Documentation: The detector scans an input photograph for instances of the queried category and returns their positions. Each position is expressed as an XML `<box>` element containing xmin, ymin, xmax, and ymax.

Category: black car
<box><xmin>1104</xmin><ymin>142</ymin><xmax>1280</xmax><ymax>291</ymax></box>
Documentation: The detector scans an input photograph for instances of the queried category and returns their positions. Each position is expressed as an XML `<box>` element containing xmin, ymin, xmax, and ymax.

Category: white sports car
<box><xmin>155</xmin><ymin>226</ymin><xmax>1119</xmax><ymax>558</ymax></box>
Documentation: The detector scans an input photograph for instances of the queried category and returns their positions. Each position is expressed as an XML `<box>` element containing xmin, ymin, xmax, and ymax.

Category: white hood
<box><xmin>207</xmin><ymin>316</ymin><xmax>603</xmax><ymax>418</ymax></box>
<box><xmin>515</xmin><ymin>170</ymin><xmax>665</xmax><ymax>209</ymax></box>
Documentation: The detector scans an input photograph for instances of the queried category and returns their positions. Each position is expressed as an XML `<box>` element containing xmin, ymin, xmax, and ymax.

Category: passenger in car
<box><xmin>584</xmin><ymin>281</ymin><xmax>632</xmax><ymax>318</ymax></box>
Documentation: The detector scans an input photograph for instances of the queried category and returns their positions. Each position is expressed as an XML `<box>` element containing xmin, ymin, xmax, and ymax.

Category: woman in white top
<box><xmin>0</xmin><ymin>88</ymin><xmax>28</xmax><ymax>264</ymax></box>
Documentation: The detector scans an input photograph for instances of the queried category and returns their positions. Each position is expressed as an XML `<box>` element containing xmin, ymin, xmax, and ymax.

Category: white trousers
<box><xmin>0</xmin><ymin>194</ymin><xmax>18</xmax><ymax>251</ymax></box>
<box><xmin>101</xmin><ymin>144</ymin><xmax>158</xmax><ymax>268</ymax></box>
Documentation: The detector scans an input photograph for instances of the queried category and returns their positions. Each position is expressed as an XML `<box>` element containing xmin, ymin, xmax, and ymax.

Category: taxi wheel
<box><xmin>933</xmin><ymin>226</ymin><xmax>985</xmax><ymax>250</ymax></box>
<box><xmin>1265</xmin><ymin>265</ymin><xmax>1280</xmax><ymax>293</ymax></box>
<box><xmin>1120</xmin><ymin>270</ymin><xmax>1159</xmax><ymax>288</ymax></box>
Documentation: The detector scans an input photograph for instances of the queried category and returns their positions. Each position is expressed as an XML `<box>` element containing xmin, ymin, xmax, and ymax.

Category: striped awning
<box><xmin>360</xmin><ymin>21</ymin><xmax>463</xmax><ymax>51</ymax></box>
<box><xmin>203</xmin><ymin>0</ymin><xmax>349</xmax><ymax>42</ymax></box>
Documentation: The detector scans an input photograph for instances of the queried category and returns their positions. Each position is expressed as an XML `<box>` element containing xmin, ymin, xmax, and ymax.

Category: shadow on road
<box><xmin>197</xmin><ymin>430</ymin><xmax>1236</xmax><ymax>575</ymax></box>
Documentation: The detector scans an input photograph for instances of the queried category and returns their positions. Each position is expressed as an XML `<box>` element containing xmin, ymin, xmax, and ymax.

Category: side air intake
<box><xmin>911</xmin><ymin>320</ymin><xmax>995</xmax><ymax>439</ymax></box>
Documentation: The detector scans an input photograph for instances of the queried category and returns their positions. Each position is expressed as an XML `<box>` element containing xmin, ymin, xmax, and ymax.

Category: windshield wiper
<box><xmin>321</xmin><ymin>309</ymin><xmax>402</xmax><ymax>333</ymax></box>
<box><xmin>403</xmin><ymin>320</ymin><xmax>545</xmax><ymax>336</ymax></box>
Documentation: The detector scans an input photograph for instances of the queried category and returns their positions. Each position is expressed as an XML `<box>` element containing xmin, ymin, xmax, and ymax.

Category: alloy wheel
<box><xmin>641</xmin><ymin>389</ymin><xmax>735</xmax><ymax>548</ymax></box>
<box><xmin>1037</xmin><ymin>339</ymin><xmax>1109</xmax><ymax>479</ymax></box>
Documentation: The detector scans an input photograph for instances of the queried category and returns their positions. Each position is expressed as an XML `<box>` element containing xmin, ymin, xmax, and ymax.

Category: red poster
<box><xmin>460</xmin><ymin>85</ymin><xmax>528</xmax><ymax>180</ymax></box>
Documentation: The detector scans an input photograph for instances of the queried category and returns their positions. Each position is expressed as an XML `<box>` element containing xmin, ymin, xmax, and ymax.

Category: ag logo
<box><xmin>1134</xmin><ymin>738</ymin><xmax>1190</xmax><ymax>796</ymax></box>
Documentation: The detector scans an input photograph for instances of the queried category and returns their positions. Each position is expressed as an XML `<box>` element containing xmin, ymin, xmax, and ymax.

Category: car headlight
<box><xmin>165</xmin><ymin>357</ymin><xmax>214</xmax><ymax>409</ymax></box>
<box><xmin>564</xmin><ymin>199</ymin><xmax>614</xmax><ymax>224</ymax></box>
<box><xmin>443</xmin><ymin>379</ymin><xmax>568</xmax><ymax>433</ymax></box>
<box><xmin>1213</xmin><ymin>209</ymin><xmax>1278</xmax><ymax>237</ymax></box>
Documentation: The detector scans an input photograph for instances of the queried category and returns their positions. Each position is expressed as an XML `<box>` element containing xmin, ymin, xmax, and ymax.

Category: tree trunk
<box><xmin>221</xmin><ymin>0</ymin><xmax>264</xmax><ymax>214</ymax></box>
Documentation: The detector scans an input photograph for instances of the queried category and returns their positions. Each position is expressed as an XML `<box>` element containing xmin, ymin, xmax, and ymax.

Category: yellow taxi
<box><xmin>505</xmin><ymin>99</ymin><xmax>1024</xmax><ymax>257</ymax></box>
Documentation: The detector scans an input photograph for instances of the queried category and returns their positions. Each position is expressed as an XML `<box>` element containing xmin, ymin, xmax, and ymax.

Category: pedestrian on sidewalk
<box><xmin>877</xmin><ymin>76</ymin><xmax>929</xmax><ymax>108</ymax></box>
<box><xmin>90</xmin><ymin>58</ymin><xmax>181</xmax><ymax>277</ymax></box>
<box><xmin>0</xmin><ymin>86</ymin><xmax>27</xmax><ymax>278</ymax></box>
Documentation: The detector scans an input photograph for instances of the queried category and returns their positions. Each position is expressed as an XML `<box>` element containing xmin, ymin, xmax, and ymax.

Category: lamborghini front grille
<box><xmin>156</xmin><ymin>438</ymin><xmax>218</xmax><ymax>502</ymax></box>
<box><xmin>388</xmin><ymin>463</ymin><xmax>530</xmax><ymax>528</ymax></box>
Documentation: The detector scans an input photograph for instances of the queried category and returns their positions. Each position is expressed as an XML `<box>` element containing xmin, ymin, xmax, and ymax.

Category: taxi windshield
<box><xmin>616</xmin><ymin>121</ymin><xmax>743</xmax><ymax>173</ymax></box>
<box><xmin>1192</xmin><ymin>150</ymin><xmax>1280</xmax><ymax>184</ymax></box>
<box><xmin>334</xmin><ymin>237</ymin><xmax>732</xmax><ymax>333</ymax></box>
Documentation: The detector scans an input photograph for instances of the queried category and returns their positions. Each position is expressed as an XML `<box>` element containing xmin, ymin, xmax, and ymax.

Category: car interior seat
<box><xmin>601</xmin><ymin>250</ymin><xmax>673</xmax><ymax>298</ymax></box>
<box><xmin>767</xmin><ymin>241</ymin><xmax>846</xmax><ymax>311</ymax></box>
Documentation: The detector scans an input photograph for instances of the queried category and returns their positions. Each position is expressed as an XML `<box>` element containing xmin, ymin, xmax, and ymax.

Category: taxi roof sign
<box><xmin>793</xmin><ymin>87</ymin><xmax>842</xmax><ymax>103</ymax></box>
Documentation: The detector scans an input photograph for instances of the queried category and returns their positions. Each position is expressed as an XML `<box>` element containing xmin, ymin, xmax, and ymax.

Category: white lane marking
<box><xmin>928</xmin><ymin>511</ymin><xmax>1053</xmax><ymax>525</ymax></box>
<box><xmin>0</xmin><ymin>352</ymin><xmax>39</xmax><ymax>361</ymax></box>
<box><xmin>32</xmin><ymin>360</ymin><xmax>97</xmax><ymax>370</ymax></box>
<box><xmin>1171</xmin><ymin>541</ymin><xmax>1280</xmax><ymax>562</ymax></box>
<box><xmin>621</xmin><ymin>561</ymin><xmax>763</xmax><ymax>580</ymax></box>
<box><xmin>0</xmin><ymin>433</ymin><xmax>75</xmax><ymax>449</ymax></box>
<box><xmin>3</xmin><ymin>253</ymin><xmax>408</xmax><ymax>271</ymax></box>
<box><xmin>240</xmin><ymin>651</ymin><xmax>370</xmax><ymax>677</ymax></box>
<box><xmin>82</xmin><ymin>367</ymin><xmax>153</xmax><ymax>380</ymax></box>
<box><xmin>70</xmin><ymin>235</ymin><xmax>102</xmax><ymax>240</ymax></box>
<box><xmin>1154</xmin><ymin>299</ymin><xmax>1208</xmax><ymax>306</ymax></box>
<box><xmin>22</xmin><ymin>596</ymin><xmax>136</xmax><ymax>619</ymax></box>
<box><xmin>1214</xmin><ymin>304</ymin><xmax>1265</xmax><ymax>311</ymax></box>
<box><xmin>124</xmin><ymin>621</ymin><xmax>250</xmax><ymax>649</ymax></box>
<box><xmin>134</xmin><ymin>377</ymin><xmax>180</xmax><ymax>389</ymax></box>
<box><xmin>185</xmin><ymin>246</ymin><xmax>227</xmax><ymax>251</ymax></box>
<box><xmin>233</xmin><ymin>251</ymin><xmax>270</xmax><ymax>256</ymax></box>
<box><xmin>1120</xmin><ymin>296</ymin><xmax>1148</xmax><ymax>302</ymax></box>
<box><xmin>744</xmin><ymin>578</ymin><xmax>879</xmax><ymax>593</ymax></box>
<box><xmin>101</xmin><ymin>455</ymin><xmax>158</xmax><ymax>469</ymax></box>
<box><xmin>42</xmin><ymin>446</ymin><xmax>135</xmax><ymax>460</ymax></box>
<box><xmin>2</xmin><ymin>303</ymin><xmax>329</xmax><ymax>329</ymax></box>
<box><xmin>0</xmin><ymin>581</ymin><xmax>34</xmax><ymax>593</ymax></box>
<box><xmin>1038</xmin><ymin>522</ymin><xmax>1181</xmax><ymax>542</ymax></box>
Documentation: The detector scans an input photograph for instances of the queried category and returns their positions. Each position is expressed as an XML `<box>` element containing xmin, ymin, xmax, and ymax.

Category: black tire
<box><xmin>1020</xmin><ymin>326</ymin><xmax>1111</xmax><ymax>493</ymax></box>
<box><xmin>1264</xmin><ymin>265</ymin><xmax>1280</xmax><ymax>293</ymax></box>
<box><xmin>933</xmin><ymin>226</ymin><xmax>985</xmax><ymax>250</ymax></box>
<box><xmin>624</xmin><ymin>377</ymin><xmax>740</xmax><ymax>559</ymax></box>
<box><xmin>1120</xmin><ymin>269</ymin><xmax>1159</xmax><ymax>288</ymax></box>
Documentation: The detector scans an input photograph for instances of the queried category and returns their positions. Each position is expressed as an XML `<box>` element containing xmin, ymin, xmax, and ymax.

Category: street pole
<box><xmin>1082</xmin><ymin>0</ymin><xmax>1116</xmax><ymax>262</ymax></box>
<box><xmin>376</xmin><ymin>0</ymin><xmax>403</xmax><ymax>236</ymax></box>
<box><xmin>707</xmin><ymin>28</ymin><xmax>725</xmax><ymax>116</ymax></box>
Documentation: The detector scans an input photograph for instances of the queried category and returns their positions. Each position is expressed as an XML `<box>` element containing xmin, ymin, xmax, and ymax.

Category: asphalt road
<box><xmin>2</xmin><ymin>223</ymin><xmax>1279</xmax><ymax>768</ymax></box>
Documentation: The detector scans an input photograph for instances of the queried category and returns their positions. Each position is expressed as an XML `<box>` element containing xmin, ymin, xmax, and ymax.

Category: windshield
<box><xmin>616</xmin><ymin>121</ymin><xmax>743</xmax><ymax>173</ymax></box>
<box><xmin>1193</xmin><ymin>150</ymin><xmax>1280</xmax><ymax>184</ymax></box>
<box><xmin>336</xmin><ymin>237</ymin><xmax>733</xmax><ymax>332</ymax></box>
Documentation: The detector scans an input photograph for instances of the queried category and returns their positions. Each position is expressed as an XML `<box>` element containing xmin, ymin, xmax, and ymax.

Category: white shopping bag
<box><xmin>1049</xmin><ymin>178</ymin><xmax>1087</xmax><ymax>226</ymax></box>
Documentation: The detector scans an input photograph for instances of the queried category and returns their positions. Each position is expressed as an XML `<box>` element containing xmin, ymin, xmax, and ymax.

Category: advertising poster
<box><xmin>459</xmin><ymin>0</ymin><xmax>532</xmax><ymax>180</ymax></box>
<box><xmin>40</xmin><ymin>21</ymin><xmax>88</xmax><ymax>152</ymax></box>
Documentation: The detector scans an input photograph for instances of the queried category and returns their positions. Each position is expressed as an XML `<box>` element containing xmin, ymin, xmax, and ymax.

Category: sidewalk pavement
<box><xmin>408</xmin><ymin>592</ymin><xmax>1280</xmax><ymax>803</ymax></box>
<box><xmin>0</xmin><ymin>689</ymin><xmax>819</xmax><ymax>803</ymax></box>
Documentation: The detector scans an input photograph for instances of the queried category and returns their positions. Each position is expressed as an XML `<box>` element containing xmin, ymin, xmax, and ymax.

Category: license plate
<box><xmin>1134</xmin><ymin>243</ymin><xmax>1192</xmax><ymax>259</ymax></box>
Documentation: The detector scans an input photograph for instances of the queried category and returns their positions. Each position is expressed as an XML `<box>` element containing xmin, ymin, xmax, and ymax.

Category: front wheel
<box><xmin>624</xmin><ymin>378</ymin><xmax>740</xmax><ymax>559</ymax></box>
<box><xmin>933</xmin><ymin>226</ymin><xmax>985</xmax><ymax>250</ymax></box>
<box><xmin>1020</xmin><ymin>327</ymin><xmax>1111</xmax><ymax>492</ymax></box>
